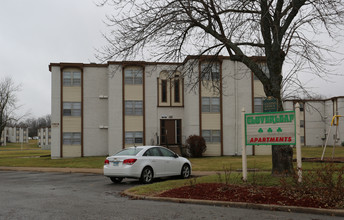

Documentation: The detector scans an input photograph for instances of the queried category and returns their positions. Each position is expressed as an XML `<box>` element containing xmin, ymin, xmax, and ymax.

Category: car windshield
<box><xmin>114</xmin><ymin>147</ymin><xmax>143</xmax><ymax>156</ymax></box>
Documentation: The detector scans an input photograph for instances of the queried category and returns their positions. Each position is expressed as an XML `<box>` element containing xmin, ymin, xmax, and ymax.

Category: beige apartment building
<box><xmin>49</xmin><ymin>56</ymin><xmax>268</xmax><ymax>158</ymax></box>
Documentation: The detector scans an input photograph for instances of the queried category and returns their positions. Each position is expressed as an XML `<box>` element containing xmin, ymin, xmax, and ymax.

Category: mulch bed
<box><xmin>297</xmin><ymin>157</ymin><xmax>344</xmax><ymax>163</ymax></box>
<box><xmin>158</xmin><ymin>183</ymin><xmax>332</xmax><ymax>209</ymax></box>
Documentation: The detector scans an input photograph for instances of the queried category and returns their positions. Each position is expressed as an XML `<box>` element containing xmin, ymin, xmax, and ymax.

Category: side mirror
<box><xmin>173</xmin><ymin>153</ymin><xmax>179</xmax><ymax>158</ymax></box>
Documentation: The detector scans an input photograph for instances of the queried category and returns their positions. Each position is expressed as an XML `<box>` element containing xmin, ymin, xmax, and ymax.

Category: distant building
<box><xmin>0</xmin><ymin>126</ymin><xmax>29</xmax><ymax>146</ymax></box>
<box><xmin>49</xmin><ymin>56</ymin><xmax>268</xmax><ymax>158</ymax></box>
<box><xmin>38</xmin><ymin>127</ymin><xmax>51</xmax><ymax>150</ymax></box>
<box><xmin>284</xmin><ymin>97</ymin><xmax>344</xmax><ymax>147</ymax></box>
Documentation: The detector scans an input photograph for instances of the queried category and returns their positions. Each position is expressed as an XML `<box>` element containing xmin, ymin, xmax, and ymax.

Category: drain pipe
<box><xmin>234</xmin><ymin>61</ymin><xmax>238</xmax><ymax>155</ymax></box>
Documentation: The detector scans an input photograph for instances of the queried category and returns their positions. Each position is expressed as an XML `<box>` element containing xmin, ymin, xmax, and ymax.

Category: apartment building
<box><xmin>49</xmin><ymin>56</ymin><xmax>267</xmax><ymax>158</ymax></box>
<box><xmin>0</xmin><ymin>126</ymin><xmax>29</xmax><ymax>146</ymax></box>
<box><xmin>38</xmin><ymin>127</ymin><xmax>51</xmax><ymax>149</ymax></box>
<box><xmin>284</xmin><ymin>97</ymin><xmax>344</xmax><ymax>147</ymax></box>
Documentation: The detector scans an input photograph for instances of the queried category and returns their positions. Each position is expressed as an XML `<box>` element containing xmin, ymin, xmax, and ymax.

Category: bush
<box><xmin>341</xmin><ymin>141</ymin><xmax>344</xmax><ymax>147</ymax></box>
<box><xmin>186</xmin><ymin>135</ymin><xmax>207</xmax><ymax>158</ymax></box>
<box><xmin>280</xmin><ymin>163</ymin><xmax>344</xmax><ymax>208</ymax></box>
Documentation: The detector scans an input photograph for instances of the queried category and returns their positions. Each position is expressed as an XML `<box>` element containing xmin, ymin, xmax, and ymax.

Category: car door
<box><xmin>143</xmin><ymin>147</ymin><xmax>165</xmax><ymax>177</ymax></box>
<box><xmin>158</xmin><ymin>147</ymin><xmax>181</xmax><ymax>176</ymax></box>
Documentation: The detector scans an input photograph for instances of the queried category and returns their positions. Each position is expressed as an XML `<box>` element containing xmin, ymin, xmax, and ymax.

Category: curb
<box><xmin>122</xmin><ymin>189</ymin><xmax>344</xmax><ymax>217</ymax></box>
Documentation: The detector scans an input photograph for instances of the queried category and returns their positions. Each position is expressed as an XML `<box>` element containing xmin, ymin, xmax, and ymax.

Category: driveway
<box><xmin>0</xmin><ymin>171</ymin><xmax>340</xmax><ymax>220</ymax></box>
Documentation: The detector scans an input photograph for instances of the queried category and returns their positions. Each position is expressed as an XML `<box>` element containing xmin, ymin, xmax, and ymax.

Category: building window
<box><xmin>174</xmin><ymin>79</ymin><xmax>180</xmax><ymax>103</ymax></box>
<box><xmin>254</xmin><ymin>97</ymin><xmax>264</xmax><ymax>113</ymax></box>
<box><xmin>300</xmin><ymin>136</ymin><xmax>305</xmax><ymax>144</ymax></box>
<box><xmin>63</xmin><ymin>132</ymin><xmax>81</xmax><ymax>145</ymax></box>
<box><xmin>63</xmin><ymin>71</ymin><xmax>81</xmax><ymax>86</ymax></box>
<box><xmin>202</xmin><ymin>130</ymin><xmax>221</xmax><ymax>143</ymax></box>
<box><xmin>125</xmin><ymin>131</ymin><xmax>143</xmax><ymax>144</ymax></box>
<box><xmin>125</xmin><ymin>101</ymin><xmax>143</xmax><ymax>115</ymax></box>
<box><xmin>300</xmin><ymin>120</ymin><xmax>305</xmax><ymax>128</ymax></box>
<box><xmin>299</xmin><ymin>103</ymin><xmax>304</xmax><ymax>111</ymax></box>
<box><xmin>201</xmin><ymin>62</ymin><xmax>220</xmax><ymax>81</ymax></box>
<box><xmin>63</xmin><ymin>102</ymin><xmax>81</xmax><ymax>116</ymax></box>
<box><xmin>124</xmin><ymin>68</ymin><xmax>143</xmax><ymax>84</ymax></box>
<box><xmin>161</xmin><ymin>80</ymin><xmax>167</xmax><ymax>103</ymax></box>
<box><xmin>202</xmin><ymin>97</ymin><xmax>220</xmax><ymax>112</ymax></box>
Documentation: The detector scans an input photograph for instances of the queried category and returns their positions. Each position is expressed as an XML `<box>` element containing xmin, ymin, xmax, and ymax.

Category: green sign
<box><xmin>263</xmin><ymin>97</ymin><xmax>278</xmax><ymax>112</ymax></box>
<box><xmin>245</xmin><ymin>111</ymin><xmax>296</xmax><ymax>145</ymax></box>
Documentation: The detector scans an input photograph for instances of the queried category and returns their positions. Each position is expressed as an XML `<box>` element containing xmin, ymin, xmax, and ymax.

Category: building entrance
<box><xmin>160</xmin><ymin>119</ymin><xmax>181</xmax><ymax>145</ymax></box>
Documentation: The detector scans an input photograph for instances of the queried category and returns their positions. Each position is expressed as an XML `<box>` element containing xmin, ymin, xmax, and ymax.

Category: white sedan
<box><xmin>104</xmin><ymin>146</ymin><xmax>192</xmax><ymax>184</ymax></box>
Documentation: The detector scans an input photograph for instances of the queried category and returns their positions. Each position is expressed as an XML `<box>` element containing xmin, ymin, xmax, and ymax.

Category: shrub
<box><xmin>341</xmin><ymin>141</ymin><xmax>344</xmax><ymax>147</ymax></box>
<box><xmin>280</xmin><ymin>163</ymin><xmax>344</xmax><ymax>208</ymax></box>
<box><xmin>186</xmin><ymin>135</ymin><xmax>207</xmax><ymax>158</ymax></box>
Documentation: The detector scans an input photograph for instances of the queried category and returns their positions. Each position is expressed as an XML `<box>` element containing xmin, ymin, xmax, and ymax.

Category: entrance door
<box><xmin>160</xmin><ymin>119</ymin><xmax>181</xmax><ymax>145</ymax></box>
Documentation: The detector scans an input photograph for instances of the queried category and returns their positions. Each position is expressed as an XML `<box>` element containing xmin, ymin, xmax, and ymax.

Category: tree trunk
<box><xmin>267</xmin><ymin>65</ymin><xmax>294</xmax><ymax>176</ymax></box>
<box><xmin>271</xmin><ymin>145</ymin><xmax>294</xmax><ymax>176</ymax></box>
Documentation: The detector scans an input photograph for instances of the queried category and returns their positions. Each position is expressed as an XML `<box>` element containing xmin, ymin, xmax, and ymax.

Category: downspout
<box><xmin>234</xmin><ymin>61</ymin><xmax>238</xmax><ymax>155</ymax></box>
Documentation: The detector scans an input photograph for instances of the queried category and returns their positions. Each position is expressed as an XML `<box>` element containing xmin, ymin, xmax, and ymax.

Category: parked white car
<box><xmin>104</xmin><ymin>146</ymin><xmax>192</xmax><ymax>184</ymax></box>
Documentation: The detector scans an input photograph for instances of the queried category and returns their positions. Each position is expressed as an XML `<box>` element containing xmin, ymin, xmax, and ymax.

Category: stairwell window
<box><xmin>202</xmin><ymin>130</ymin><xmax>221</xmax><ymax>143</ymax></box>
<box><xmin>201</xmin><ymin>62</ymin><xmax>220</xmax><ymax>81</ymax></box>
<box><xmin>63</xmin><ymin>132</ymin><xmax>81</xmax><ymax>145</ymax></box>
<box><xmin>63</xmin><ymin>71</ymin><xmax>81</xmax><ymax>86</ymax></box>
<box><xmin>125</xmin><ymin>131</ymin><xmax>143</xmax><ymax>144</ymax></box>
<box><xmin>254</xmin><ymin>97</ymin><xmax>264</xmax><ymax>113</ymax></box>
<box><xmin>124</xmin><ymin>68</ymin><xmax>143</xmax><ymax>84</ymax></box>
<box><xmin>202</xmin><ymin>97</ymin><xmax>220</xmax><ymax>112</ymax></box>
<box><xmin>63</xmin><ymin>102</ymin><xmax>81</xmax><ymax>116</ymax></box>
<box><xmin>125</xmin><ymin>101</ymin><xmax>143</xmax><ymax>115</ymax></box>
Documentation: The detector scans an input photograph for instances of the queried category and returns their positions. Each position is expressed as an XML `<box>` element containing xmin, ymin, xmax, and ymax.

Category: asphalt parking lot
<box><xmin>1</xmin><ymin>170</ymin><xmax>342</xmax><ymax>220</ymax></box>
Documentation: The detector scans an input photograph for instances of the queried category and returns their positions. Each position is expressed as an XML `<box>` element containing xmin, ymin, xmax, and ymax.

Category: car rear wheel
<box><xmin>181</xmin><ymin>164</ymin><xmax>191</xmax><ymax>179</ymax></box>
<box><xmin>110</xmin><ymin>177</ymin><xmax>123</xmax><ymax>183</ymax></box>
<box><xmin>140</xmin><ymin>167</ymin><xmax>153</xmax><ymax>184</ymax></box>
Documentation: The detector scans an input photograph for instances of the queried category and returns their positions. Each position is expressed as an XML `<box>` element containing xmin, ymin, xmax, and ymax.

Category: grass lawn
<box><xmin>127</xmin><ymin>172</ymin><xmax>282</xmax><ymax>196</ymax></box>
<box><xmin>1</xmin><ymin>141</ymin><xmax>344</xmax><ymax>171</ymax></box>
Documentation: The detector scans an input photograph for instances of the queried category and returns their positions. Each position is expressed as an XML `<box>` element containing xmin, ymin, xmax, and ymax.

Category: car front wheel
<box><xmin>110</xmin><ymin>177</ymin><xmax>123</xmax><ymax>183</ymax></box>
<box><xmin>181</xmin><ymin>164</ymin><xmax>191</xmax><ymax>179</ymax></box>
<box><xmin>140</xmin><ymin>167</ymin><xmax>153</xmax><ymax>184</ymax></box>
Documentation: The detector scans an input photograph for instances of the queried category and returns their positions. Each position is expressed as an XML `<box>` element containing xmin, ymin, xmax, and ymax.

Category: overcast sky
<box><xmin>1</xmin><ymin>0</ymin><xmax>343</xmax><ymax>119</ymax></box>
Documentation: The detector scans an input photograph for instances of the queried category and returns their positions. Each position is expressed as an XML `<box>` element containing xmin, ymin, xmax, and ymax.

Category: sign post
<box><xmin>241</xmin><ymin>108</ymin><xmax>247</xmax><ymax>181</ymax></box>
<box><xmin>295</xmin><ymin>103</ymin><xmax>302</xmax><ymax>182</ymax></box>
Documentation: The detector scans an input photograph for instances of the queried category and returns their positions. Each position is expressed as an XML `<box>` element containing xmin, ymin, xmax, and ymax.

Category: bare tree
<box><xmin>98</xmin><ymin>0</ymin><xmax>344</xmax><ymax>175</ymax></box>
<box><xmin>0</xmin><ymin>77</ymin><xmax>21</xmax><ymax>145</ymax></box>
<box><xmin>23</xmin><ymin>114</ymin><xmax>51</xmax><ymax>138</ymax></box>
